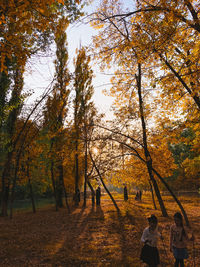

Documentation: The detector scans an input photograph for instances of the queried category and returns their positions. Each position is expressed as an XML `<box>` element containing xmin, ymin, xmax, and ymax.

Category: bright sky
<box><xmin>24</xmin><ymin>1</ymin><xmax>136</xmax><ymax>121</ymax></box>
<box><xmin>24</xmin><ymin>0</ymin><xmax>115</xmax><ymax>121</ymax></box>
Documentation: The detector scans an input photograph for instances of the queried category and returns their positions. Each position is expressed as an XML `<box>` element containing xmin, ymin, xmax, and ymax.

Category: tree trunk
<box><xmin>149</xmin><ymin>180</ymin><xmax>157</xmax><ymax>210</ymax></box>
<box><xmin>28</xmin><ymin>178</ymin><xmax>36</xmax><ymax>213</ymax></box>
<box><xmin>74</xmin><ymin>138</ymin><xmax>80</xmax><ymax>206</ymax></box>
<box><xmin>83</xmin><ymin>137</ymin><xmax>87</xmax><ymax>207</ymax></box>
<box><xmin>159</xmin><ymin>53</ymin><xmax>200</xmax><ymax>110</ymax></box>
<box><xmin>152</xmin><ymin>167</ymin><xmax>190</xmax><ymax>226</ymax></box>
<box><xmin>50</xmin><ymin>160</ymin><xmax>58</xmax><ymax>211</ymax></box>
<box><xmin>61</xmin><ymin>175</ymin><xmax>70</xmax><ymax>213</ymax></box>
<box><xmin>87</xmin><ymin>180</ymin><xmax>95</xmax><ymax>206</ymax></box>
<box><xmin>58</xmin><ymin>160</ymin><xmax>70</xmax><ymax>213</ymax></box>
<box><xmin>27</xmin><ymin>159</ymin><xmax>36</xmax><ymax>213</ymax></box>
<box><xmin>89</xmin><ymin>151</ymin><xmax>120</xmax><ymax>213</ymax></box>
<box><xmin>10</xmin><ymin>151</ymin><xmax>21</xmax><ymax>219</ymax></box>
<box><xmin>1</xmin><ymin>152</ymin><xmax>12</xmax><ymax>216</ymax></box>
<box><xmin>57</xmin><ymin>163</ymin><xmax>64</xmax><ymax>208</ymax></box>
<box><xmin>136</xmin><ymin>63</ymin><xmax>168</xmax><ymax>217</ymax></box>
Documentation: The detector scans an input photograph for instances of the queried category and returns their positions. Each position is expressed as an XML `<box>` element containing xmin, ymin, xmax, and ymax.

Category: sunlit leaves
<box><xmin>89</xmin><ymin>0</ymin><xmax>200</xmax><ymax>190</ymax></box>
<box><xmin>0</xmin><ymin>0</ymin><xmax>85</xmax><ymax>71</ymax></box>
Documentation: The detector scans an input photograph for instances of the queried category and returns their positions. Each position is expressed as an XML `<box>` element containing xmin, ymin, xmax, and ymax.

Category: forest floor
<box><xmin>0</xmin><ymin>193</ymin><xmax>199</xmax><ymax>266</ymax></box>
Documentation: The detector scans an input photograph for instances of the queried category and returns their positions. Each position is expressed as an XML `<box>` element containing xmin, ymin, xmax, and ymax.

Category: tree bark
<box><xmin>136</xmin><ymin>63</ymin><xmax>168</xmax><ymax>217</ymax></box>
<box><xmin>149</xmin><ymin>180</ymin><xmax>157</xmax><ymax>210</ymax></box>
<box><xmin>10</xmin><ymin>151</ymin><xmax>21</xmax><ymax>219</ymax></box>
<box><xmin>83</xmin><ymin>132</ymin><xmax>88</xmax><ymax>207</ymax></box>
<box><xmin>87</xmin><ymin>180</ymin><xmax>95</xmax><ymax>206</ymax></box>
<box><xmin>74</xmin><ymin>139</ymin><xmax>80</xmax><ymax>206</ymax></box>
<box><xmin>152</xmin><ymin>167</ymin><xmax>190</xmax><ymax>226</ymax></box>
<box><xmin>60</xmin><ymin>171</ymin><xmax>70</xmax><ymax>213</ymax></box>
<box><xmin>89</xmin><ymin>151</ymin><xmax>120</xmax><ymax>213</ymax></box>
<box><xmin>50</xmin><ymin>160</ymin><xmax>58</xmax><ymax>211</ymax></box>
<box><xmin>28</xmin><ymin>177</ymin><xmax>36</xmax><ymax>214</ymax></box>
<box><xmin>1</xmin><ymin>152</ymin><xmax>12</xmax><ymax>216</ymax></box>
<box><xmin>57</xmin><ymin>163</ymin><xmax>64</xmax><ymax>208</ymax></box>
<box><xmin>159</xmin><ymin>53</ymin><xmax>200</xmax><ymax>110</ymax></box>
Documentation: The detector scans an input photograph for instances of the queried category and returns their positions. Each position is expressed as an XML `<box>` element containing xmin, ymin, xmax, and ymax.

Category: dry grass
<box><xmin>0</xmin><ymin>193</ymin><xmax>199</xmax><ymax>266</ymax></box>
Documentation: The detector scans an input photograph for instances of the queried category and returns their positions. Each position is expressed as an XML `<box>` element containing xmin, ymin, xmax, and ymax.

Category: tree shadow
<box><xmin>48</xmin><ymin>205</ymin><xmax>105</xmax><ymax>266</ymax></box>
<box><xmin>95</xmin><ymin>205</ymin><xmax>105</xmax><ymax>221</ymax></box>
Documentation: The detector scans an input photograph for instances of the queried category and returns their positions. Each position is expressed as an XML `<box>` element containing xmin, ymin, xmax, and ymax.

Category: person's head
<box><xmin>174</xmin><ymin>212</ymin><xmax>183</xmax><ymax>227</ymax></box>
<box><xmin>148</xmin><ymin>214</ymin><xmax>158</xmax><ymax>230</ymax></box>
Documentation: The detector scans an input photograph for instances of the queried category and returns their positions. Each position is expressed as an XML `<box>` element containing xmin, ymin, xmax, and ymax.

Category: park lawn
<box><xmin>0</xmin><ymin>194</ymin><xmax>199</xmax><ymax>266</ymax></box>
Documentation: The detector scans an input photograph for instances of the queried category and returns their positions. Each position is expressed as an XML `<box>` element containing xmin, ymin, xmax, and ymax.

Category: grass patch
<box><xmin>12</xmin><ymin>197</ymin><xmax>55</xmax><ymax>212</ymax></box>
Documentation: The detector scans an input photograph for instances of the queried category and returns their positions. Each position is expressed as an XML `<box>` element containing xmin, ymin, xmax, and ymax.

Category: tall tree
<box><xmin>90</xmin><ymin>0</ymin><xmax>194</xmax><ymax>221</ymax></box>
<box><xmin>0</xmin><ymin>0</ymin><xmax>86</xmax><ymax>216</ymax></box>
<box><xmin>43</xmin><ymin>19</ymin><xmax>70</xmax><ymax>209</ymax></box>
<box><xmin>73</xmin><ymin>46</ymin><xmax>95</xmax><ymax>206</ymax></box>
<box><xmin>0</xmin><ymin>57</ymin><xmax>25</xmax><ymax>216</ymax></box>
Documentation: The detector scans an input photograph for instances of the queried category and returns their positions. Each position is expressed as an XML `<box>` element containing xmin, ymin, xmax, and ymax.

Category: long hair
<box><xmin>174</xmin><ymin>212</ymin><xmax>186</xmax><ymax>241</ymax></box>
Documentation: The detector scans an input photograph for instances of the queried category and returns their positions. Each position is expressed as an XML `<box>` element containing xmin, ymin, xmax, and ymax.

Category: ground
<box><xmin>0</xmin><ymin>193</ymin><xmax>199</xmax><ymax>266</ymax></box>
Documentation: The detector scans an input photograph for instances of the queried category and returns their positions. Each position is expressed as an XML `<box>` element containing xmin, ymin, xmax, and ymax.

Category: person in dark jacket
<box><xmin>96</xmin><ymin>186</ymin><xmax>101</xmax><ymax>205</ymax></box>
<box><xmin>124</xmin><ymin>185</ymin><xmax>128</xmax><ymax>201</ymax></box>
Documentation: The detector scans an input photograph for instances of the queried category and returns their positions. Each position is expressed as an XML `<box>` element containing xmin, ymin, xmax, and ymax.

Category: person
<box><xmin>170</xmin><ymin>212</ymin><xmax>194</xmax><ymax>267</ymax></box>
<box><xmin>96</xmin><ymin>186</ymin><xmax>101</xmax><ymax>206</ymax></box>
<box><xmin>124</xmin><ymin>185</ymin><xmax>128</xmax><ymax>201</ymax></box>
<box><xmin>140</xmin><ymin>214</ymin><xmax>162</xmax><ymax>267</ymax></box>
<box><xmin>139</xmin><ymin>190</ymin><xmax>142</xmax><ymax>201</ymax></box>
<box><xmin>135</xmin><ymin>191</ymin><xmax>139</xmax><ymax>200</ymax></box>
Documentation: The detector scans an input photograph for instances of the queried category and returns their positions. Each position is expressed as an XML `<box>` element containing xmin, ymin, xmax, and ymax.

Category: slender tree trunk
<box><xmin>136</xmin><ymin>63</ymin><xmax>168</xmax><ymax>217</ymax></box>
<box><xmin>74</xmin><ymin>138</ymin><xmax>79</xmax><ymax>206</ymax></box>
<box><xmin>50</xmin><ymin>160</ymin><xmax>58</xmax><ymax>211</ymax></box>
<box><xmin>87</xmin><ymin>180</ymin><xmax>95</xmax><ymax>206</ymax></box>
<box><xmin>152</xmin><ymin>167</ymin><xmax>190</xmax><ymax>226</ymax></box>
<box><xmin>61</xmin><ymin>174</ymin><xmax>70</xmax><ymax>213</ymax></box>
<box><xmin>28</xmin><ymin>178</ymin><xmax>36</xmax><ymax>213</ymax></box>
<box><xmin>27</xmin><ymin>160</ymin><xmax>36</xmax><ymax>213</ymax></box>
<box><xmin>1</xmin><ymin>152</ymin><xmax>12</xmax><ymax>216</ymax></box>
<box><xmin>83</xmin><ymin>134</ymin><xmax>87</xmax><ymax>207</ymax></box>
<box><xmin>149</xmin><ymin>180</ymin><xmax>157</xmax><ymax>210</ymax></box>
<box><xmin>10</xmin><ymin>151</ymin><xmax>21</xmax><ymax>219</ymax></box>
<box><xmin>1</xmin><ymin>184</ymin><xmax>10</xmax><ymax>217</ymax></box>
<box><xmin>89</xmin><ymin>151</ymin><xmax>120</xmax><ymax>213</ymax></box>
<box><xmin>58</xmin><ymin>157</ymin><xmax>70</xmax><ymax>213</ymax></box>
<box><xmin>159</xmin><ymin>53</ymin><xmax>200</xmax><ymax>110</ymax></box>
<box><xmin>57</xmin><ymin>163</ymin><xmax>64</xmax><ymax>208</ymax></box>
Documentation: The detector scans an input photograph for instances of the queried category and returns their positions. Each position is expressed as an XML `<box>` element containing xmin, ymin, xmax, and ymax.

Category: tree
<box><xmin>0</xmin><ymin>0</ymin><xmax>85</xmax><ymax>71</ymax></box>
<box><xmin>73</xmin><ymin>46</ymin><xmax>95</xmax><ymax>206</ymax></box>
<box><xmin>92</xmin><ymin>0</ymin><xmax>200</xmax><ymax>111</ymax></box>
<box><xmin>42</xmin><ymin>20</ymin><xmax>70</xmax><ymax>209</ymax></box>
<box><xmin>91</xmin><ymin>2</ymin><xmax>168</xmax><ymax>216</ymax></box>
<box><xmin>89</xmin><ymin>0</ymin><xmax>195</xmax><ymax>223</ymax></box>
<box><xmin>0</xmin><ymin>58</ymin><xmax>25</xmax><ymax>216</ymax></box>
<box><xmin>0</xmin><ymin>0</ymin><xmax>86</xmax><ymax>216</ymax></box>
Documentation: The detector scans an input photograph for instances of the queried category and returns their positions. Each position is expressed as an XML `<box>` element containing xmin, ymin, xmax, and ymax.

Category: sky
<box><xmin>24</xmin><ymin>0</ymin><xmax>115</xmax><ymax>121</ymax></box>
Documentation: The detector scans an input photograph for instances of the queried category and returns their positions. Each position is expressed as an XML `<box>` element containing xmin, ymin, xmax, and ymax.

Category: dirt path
<box><xmin>0</xmin><ymin>196</ymin><xmax>199</xmax><ymax>266</ymax></box>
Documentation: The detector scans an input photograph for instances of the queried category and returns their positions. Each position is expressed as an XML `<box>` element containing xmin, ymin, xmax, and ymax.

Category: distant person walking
<box><xmin>139</xmin><ymin>190</ymin><xmax>142</xmax><ymax>201</ymax></box>
<box><xmin>124</xmin><ymin>185</ymin><xmax>128</xmax><ymax>201</ymax></box>
<box><xmin>140</xmin><ymin>214</ymin><xmax>162</xmax><ymax>267</ymax></box>
<box><xmin>96</xmin><ymin>186</ymin><xmax>101</xmax><ymax>206</ymax></box>
<box><xmin>135</xmin><ymin>191</ymin><xmax>139</xmax><ymax>200</ymax></box>
<box><xmin>170</xmin><ymin>212</ymin><xmax>194</xmax><ymax>267</ymax></box>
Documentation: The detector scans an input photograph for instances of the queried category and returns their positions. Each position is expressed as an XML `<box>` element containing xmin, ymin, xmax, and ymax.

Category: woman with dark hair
<box><xmin>140</xmin><ymin>214</ymin><xmax>162</xmax><ymax>267</ymax></box>
<box><xmin>170</xmin><ymin>212</ymin><xmax>194</xmax><ymax>267</ymax></box>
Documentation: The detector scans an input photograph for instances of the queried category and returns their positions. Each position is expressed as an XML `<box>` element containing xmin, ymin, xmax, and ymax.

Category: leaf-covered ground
<box><xmin>0</xmin><ymin>194</ymin><xmax>199</xmax><ymax>266</ymax></box>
